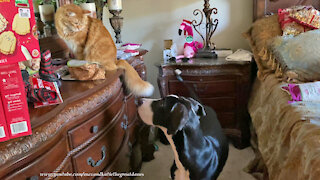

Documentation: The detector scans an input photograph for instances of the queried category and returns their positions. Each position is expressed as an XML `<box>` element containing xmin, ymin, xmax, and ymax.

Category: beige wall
<box><xmin>103</xmin><ymin>0</ymin><xmax>253</xmax><ymax>98</ymax></box>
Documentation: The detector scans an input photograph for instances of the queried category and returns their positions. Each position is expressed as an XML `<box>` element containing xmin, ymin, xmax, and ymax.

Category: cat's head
<box><xmin>55</xmin><ymin>4</ymin><xmax>90</xmax><ymax>36</ymax></box>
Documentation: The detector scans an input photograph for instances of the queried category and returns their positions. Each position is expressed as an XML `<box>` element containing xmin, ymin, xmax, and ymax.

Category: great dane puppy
<box><xmin>138</xmin><ymin>95</ymin><xmax>229</xmax><ymax>180</ymax></box>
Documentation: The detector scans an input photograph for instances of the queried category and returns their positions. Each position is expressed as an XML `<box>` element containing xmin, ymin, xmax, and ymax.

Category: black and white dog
<box><xmin>138</xmin><ymin>95</ymin><xmax>229</xmax><ymax>180</ymax></box>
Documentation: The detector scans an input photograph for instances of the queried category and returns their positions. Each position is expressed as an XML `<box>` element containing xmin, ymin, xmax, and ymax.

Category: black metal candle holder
<box><xmin>109</xmin><ymin>9</ymin><xmax>123</xmax><ymax>44</ymax></box>
<box><xmin>192</xmin><ymin>0</ymin><xmax>219</xmax><ymax>58</ymax></box>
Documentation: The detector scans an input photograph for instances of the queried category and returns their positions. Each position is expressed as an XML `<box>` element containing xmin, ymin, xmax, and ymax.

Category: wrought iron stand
<box><xmin>192</xmin><ymin>0</ymin><xmax>219</xmax><ymax>58</ymax></box>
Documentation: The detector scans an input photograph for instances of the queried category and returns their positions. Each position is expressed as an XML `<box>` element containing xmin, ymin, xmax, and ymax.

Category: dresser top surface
<box><xmin>159</xmin><ymin>57</ymin><xmax>251</xmax><ymax>67</ymax></box>
<box><xmin>29</xmin><ymin>69</ymin><xmax>123</xmax><ymax>129</ymax></box>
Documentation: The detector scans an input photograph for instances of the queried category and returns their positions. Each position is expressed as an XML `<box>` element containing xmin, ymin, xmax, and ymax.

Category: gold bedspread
<box><xmin>248</xmin><ymin>74</ymin><xmax>320</xmax><ymax>180</ymax></box>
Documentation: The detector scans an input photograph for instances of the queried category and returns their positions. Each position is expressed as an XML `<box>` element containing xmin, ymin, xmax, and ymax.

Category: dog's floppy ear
<box><xmin>166</xmin><ymin>103</ymin><xmax>189</xmax><ymax>135</ymax></box>
<box><xmin>187</xmin><ymin>97</ymin><xmax>206</xmax><ymax>117</ymax></box>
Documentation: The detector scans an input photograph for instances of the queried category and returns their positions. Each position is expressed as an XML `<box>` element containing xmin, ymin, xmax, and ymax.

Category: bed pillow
<box><xmin>249</xmin><ymin>15</ymin><xmax>282</xmax><ymax>51</ymax></box>
<box><xmin>243</xmin><ymin>15</ymin><xmax>282</xmax><ymax>80</ymax></box>
<box><xmin>281</xmin><ymin>81</ymin><xmax>320</xmax><ymax>102</ymax></box>
<box><xmin>270</xmin><ymin>29</ymin><xmax>320</xmax><ymax>82</ymax></box>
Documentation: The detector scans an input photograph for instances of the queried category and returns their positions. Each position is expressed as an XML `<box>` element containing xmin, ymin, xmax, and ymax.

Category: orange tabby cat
<box><xmin>55</xmin><ymin>4</ymin><xmax>154</xmax><ymax>97</ymax></box>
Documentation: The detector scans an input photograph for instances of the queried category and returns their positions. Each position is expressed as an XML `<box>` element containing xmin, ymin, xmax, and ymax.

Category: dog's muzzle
<box><xmin>137</xmin><ymin>98</ymin><xmax>155</xmax><ymax>126</ymax></box>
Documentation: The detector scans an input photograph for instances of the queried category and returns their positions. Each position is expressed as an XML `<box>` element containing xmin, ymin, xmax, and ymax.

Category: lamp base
<box><xmin>195</xmin><ymin>48</ymin><xmax>218</xmax><ymax>59</ymax></box>
<box><xmin>43</xmin><ymin>22</ymin><xmax>54</xmax><ymax>37</ymax></box>
<box><xmin>109</xmin><ymin>10</ymin><xmax>123</xmax><ymax>44</ymax></box>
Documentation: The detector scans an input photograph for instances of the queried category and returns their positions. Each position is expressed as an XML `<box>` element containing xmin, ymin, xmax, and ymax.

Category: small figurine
<box><xmin>177</xmin><ymin>19</ymin><xmax>203</xmax><ymax>59</ymax></box>
<box><xmin>20</xmin><ymin>50</ymin><xmax>59</xmax><ymax>103</ymax></box>
<box><xmin>21</xmin><ymin>70</ymin><xmax>57</xmax><ymax>103</ymax></box>
<box><xmin>39</xmin><ymin>50</ymin><xmax>59</xmax><ymax>82</ymax></box>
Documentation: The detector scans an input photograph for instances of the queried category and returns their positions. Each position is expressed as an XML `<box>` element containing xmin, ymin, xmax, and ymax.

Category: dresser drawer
<box><xmin>216</xmin><ymin>112</ymin><xmax>236</xmax><ymax>129</ymax></box>
<box><xmin>168</xmin><ymin>79</ymin><xmax>236</xmax><ymax>98</ymax></box>
<box><xmin>201</xmin><ymin>97</ymin><xmax>236</xmax><ymax>112</ymax></box>
<box><xmin>68</xmin><ymin>92</ymin><xmax>124</xmax><ymax>148</ymax></box>
<box><xmin>5</xmin><ymin>137</ymin><xmax>70</xmax><ymax>180</ymax></box>
<box><xmin>72</xmin><ymin>108</ymin><xmax>127</xmax><ymax>179</ymax></box>
<box><xmin>126</xmin><ymin>94</ymin><xmax>137</xmax><ymax>126</ymax></box>
<box><xmin>99</xmin><ymin>138</ymin><xmax>131</xmax><ymax>180</ymax></box>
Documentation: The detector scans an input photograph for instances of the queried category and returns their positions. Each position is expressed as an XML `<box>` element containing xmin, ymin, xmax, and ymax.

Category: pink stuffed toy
<box><xmin>177</xmin><ymin>19</ymin><xmax>203</xmax><ymax>59</ymax></box>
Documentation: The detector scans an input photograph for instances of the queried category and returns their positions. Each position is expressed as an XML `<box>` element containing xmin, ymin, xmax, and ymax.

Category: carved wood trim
<box><xmin>30</xmin><ymin>70</ymin><xmax>124</xmax><ymax>129</ymax></box>
<box><xmin>0</xmin><ymin>79</ymin><xmax>122</xmax><ymax>166</ymax></box>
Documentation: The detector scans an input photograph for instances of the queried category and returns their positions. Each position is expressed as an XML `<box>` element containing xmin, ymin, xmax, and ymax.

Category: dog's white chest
<box><xmin>172</xmin><ymin>147</ymin><xmax>190</xmax><ymax>180</ymax></box>
<box><xmin>158</xmin><ymin>127</ymin><xmax>190</xmax><ymax>180</ymax></box>
<box><xmin>174</xmin><ymin>168</ymin><xmax>190</xmax><ymax>180</ymax></box>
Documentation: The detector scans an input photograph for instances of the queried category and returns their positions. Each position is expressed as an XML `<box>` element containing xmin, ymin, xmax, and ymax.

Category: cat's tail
<box><xmin>116</xmin><ymin>59</ymin><xmax>154</xmax><ymax>97</ymax></box>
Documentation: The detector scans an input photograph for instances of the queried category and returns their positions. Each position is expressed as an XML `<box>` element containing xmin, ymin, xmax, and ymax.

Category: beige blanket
<box><xmin>248</xmin><ymin>74</ymin><xmax>320</xmax><ymax>180</ymax></box>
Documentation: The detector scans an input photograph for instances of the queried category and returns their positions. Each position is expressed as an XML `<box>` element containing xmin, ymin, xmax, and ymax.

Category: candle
<box><xmin>32</xmin><ymin>0</ymin><xmax>39</xmax><ymax>13</ymax></box>
<box><xmin>39</xmin><ymin>4</ymin><xmax>55</xmax><ymax>22</ymax></box>
<box><xmin>108</xmin><ymin>0</ymin><xmax>122</xmax><ymax>10</ymax></box>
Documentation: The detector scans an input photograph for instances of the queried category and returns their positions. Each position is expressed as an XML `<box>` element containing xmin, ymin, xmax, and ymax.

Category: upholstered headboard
<box><xmin>253</xmin><ymin>0</ymin><xmax>320</xmax><ymax>21</ymax></box>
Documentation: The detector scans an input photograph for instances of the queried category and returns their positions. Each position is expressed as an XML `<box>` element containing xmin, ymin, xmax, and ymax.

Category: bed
<box><xmin>246</xmin><ymin>0</ymin><xmax>320</xmax><ymax>180</ymax></box>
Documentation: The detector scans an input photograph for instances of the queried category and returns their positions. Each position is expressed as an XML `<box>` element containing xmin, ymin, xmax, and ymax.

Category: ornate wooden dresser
<box><xmin>158</xmin><ymin>58</ymin><xmax>252</xmax><ymax>149</ymax></box>
<box><xmin>0</xmin><ymin>37</ymin><xmax>147</xmax><ymax>179</ymax></box>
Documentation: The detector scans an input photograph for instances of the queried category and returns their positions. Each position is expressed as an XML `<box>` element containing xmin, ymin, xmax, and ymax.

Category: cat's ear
<box><xmin>68</xmin><ymin>12</ymin><xmax>76</xmax><ymax>17</ymax></box>
<box><xmin>83</xmin><ymin>10</ymin><xmax>91</xmax><ymax>16</ymax></box>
